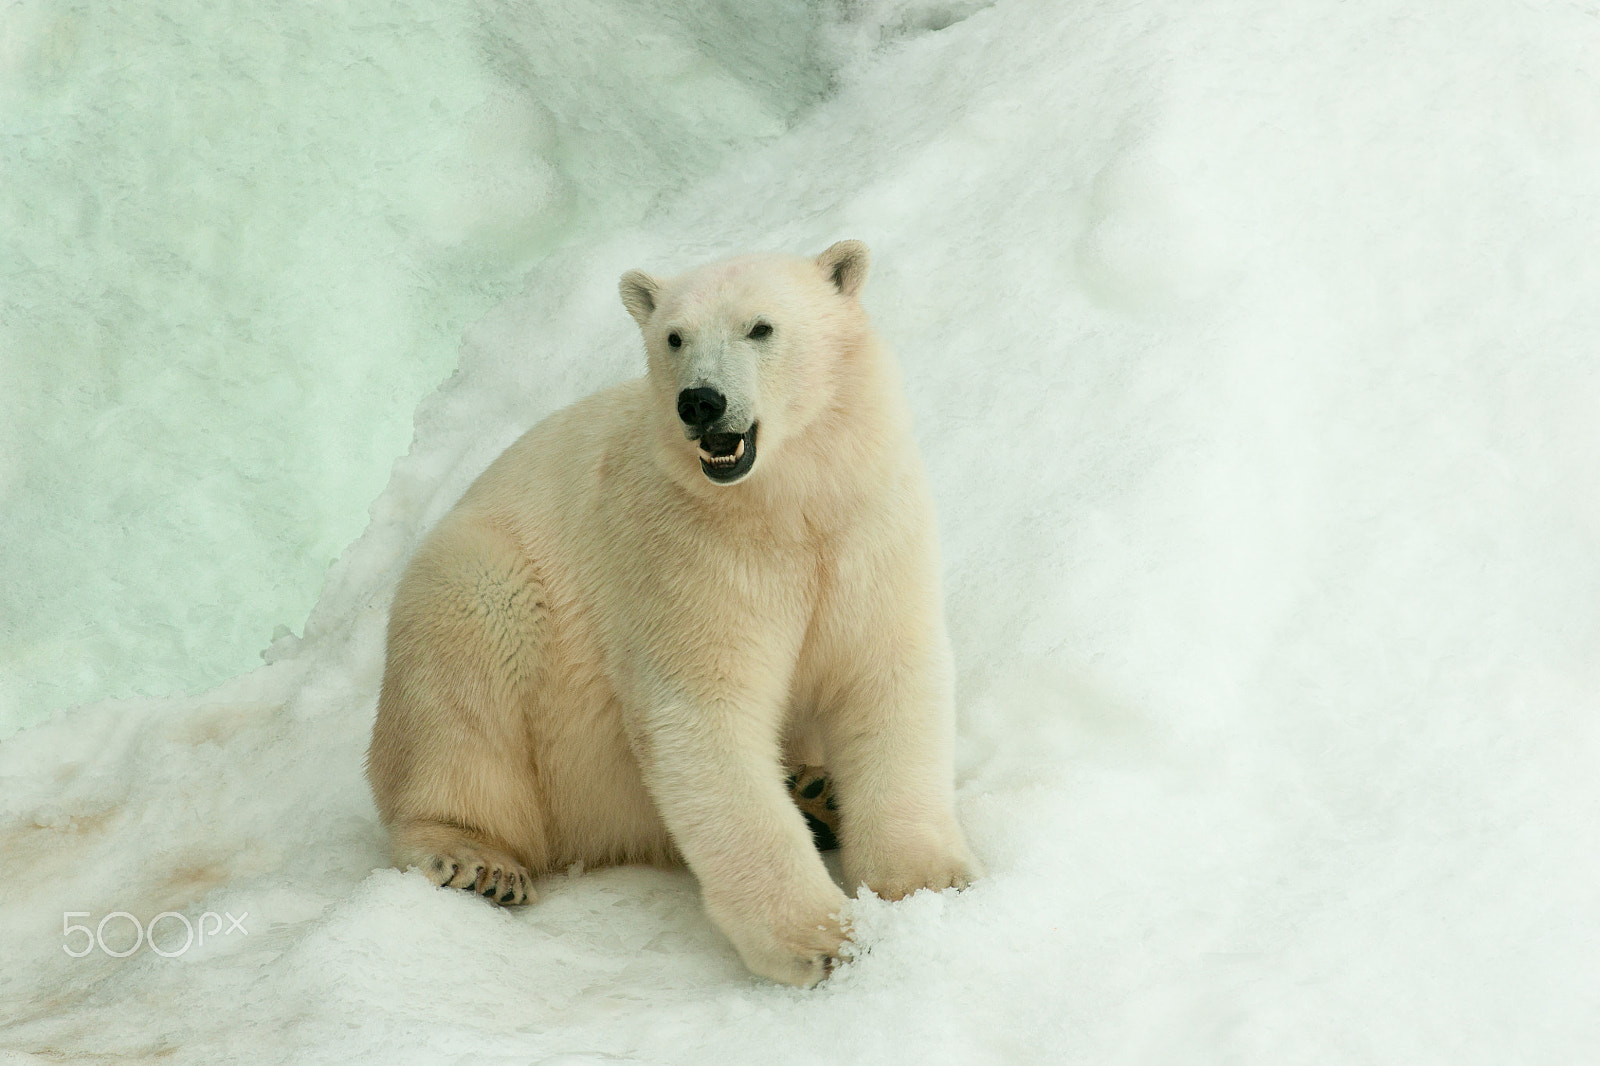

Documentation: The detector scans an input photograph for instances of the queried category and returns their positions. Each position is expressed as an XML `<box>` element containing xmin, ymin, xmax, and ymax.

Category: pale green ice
<box><xmin>0</xmin><ymin>0</ymin><xmax>836</xmax><ymax>732</ymax></box>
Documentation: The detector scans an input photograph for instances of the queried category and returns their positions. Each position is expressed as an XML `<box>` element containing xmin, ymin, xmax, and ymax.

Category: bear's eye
<box><xmin>667</xmin><ymin>331</ymin><xmax>682</xmax><ymax>349</ymax></box>
<box><xmin>747</xmin><ymin>322</ymin><xmax>772</xmax><ymax>340</ymax></box>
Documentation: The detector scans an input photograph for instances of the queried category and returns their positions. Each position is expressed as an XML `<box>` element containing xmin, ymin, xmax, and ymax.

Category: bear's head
<box><xmin>619</xmin><ymin>241</ymin><xmax>872</xmax><ymax>488</ymax></box>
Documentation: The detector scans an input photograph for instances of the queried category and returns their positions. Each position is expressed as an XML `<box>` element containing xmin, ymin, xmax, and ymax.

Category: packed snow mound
<box><xmin>4</xmin><ymin>0</ymin><xmax>1599</xmax><ymax>1062</ymax></box>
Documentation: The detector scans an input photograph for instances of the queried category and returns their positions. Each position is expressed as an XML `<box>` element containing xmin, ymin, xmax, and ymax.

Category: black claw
<box><xmin>500</xmin><ymin>889</ymin><xmax>516</xmax><ymax>903</ymax></box>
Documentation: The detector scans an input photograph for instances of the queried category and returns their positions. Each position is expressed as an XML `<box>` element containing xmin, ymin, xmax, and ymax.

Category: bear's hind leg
<box><xmin>368</xmin><ymin>515</ymin><xmax>552</xmax><ymax>907</ymax></box>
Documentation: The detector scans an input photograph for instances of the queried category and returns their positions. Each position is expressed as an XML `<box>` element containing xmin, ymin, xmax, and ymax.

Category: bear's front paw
<box><xmin>751</xmin><ymin>909</ymin><xmax>850</xmax><ymax>988</ymax></box>
<box><xmin>847</xmin><ymin>840</ymin><xmax>982</xmax><ymax>902</ymax></box>
<box><xmin>864</xmin><ymin>858</ymin><xmax>979</xmax><ymax>902</ymax></box>
<box><xmin>417</xmin><ymin>847</ymin><xmax>534</xmax><ymax>906</ymax></box>
<box><xmin>714</xmin><ymin>897</ymin><xmax>851</xmax><ymax>988</ymax></box>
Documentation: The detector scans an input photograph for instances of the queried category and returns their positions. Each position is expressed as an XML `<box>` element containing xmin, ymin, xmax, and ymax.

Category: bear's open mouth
<box><xmin>696</xmin><ymin>423</ymin><xmax>758</xmax><ymax>484</ymax></box>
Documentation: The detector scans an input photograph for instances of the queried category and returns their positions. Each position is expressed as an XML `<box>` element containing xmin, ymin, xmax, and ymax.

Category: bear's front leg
<box><xmin>627</xmin><ymin>698</ymin><xmax>850</xmax><ymax>987</ymax></box>
<box><xmin>815</xmin><ymin>512</ymin><xmax>981</xmax><ymax>901</ymax></box>
<box><xmin>822</xmin><ymin>656</ymin><xmax>982</xmax><ymax>901</ymax></box>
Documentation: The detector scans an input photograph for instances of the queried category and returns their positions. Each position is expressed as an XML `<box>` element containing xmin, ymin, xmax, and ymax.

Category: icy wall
<box><xmin>0</xmin><ymin>0</ymin><xmax>838</xmax><ymax>730</ymax></box>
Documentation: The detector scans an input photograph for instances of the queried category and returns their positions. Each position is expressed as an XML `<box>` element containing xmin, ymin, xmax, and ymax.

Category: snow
<box><xmin>3</xmin><ymin>0</ymin><xmax>1599</xmax><ymax>1061</ymax></box>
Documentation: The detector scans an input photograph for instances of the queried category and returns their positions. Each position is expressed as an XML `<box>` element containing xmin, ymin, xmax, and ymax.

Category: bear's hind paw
<box><xmin>421</xmin><ymin>851</ymin><xmax>534</xmax><ymax>906</ymax></box>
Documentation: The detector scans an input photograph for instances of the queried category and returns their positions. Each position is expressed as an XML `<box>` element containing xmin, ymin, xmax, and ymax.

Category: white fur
<box><xmin>367</xmin><ymin>242</ymin><xmax>979</xmax><ymax>986</ymax></box>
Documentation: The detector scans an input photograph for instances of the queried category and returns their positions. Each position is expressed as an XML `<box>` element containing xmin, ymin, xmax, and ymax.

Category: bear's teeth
<box><xmin>698</xmin><ymin>438</ymin><xmax>746</xmax><ymax>466</ymax></box>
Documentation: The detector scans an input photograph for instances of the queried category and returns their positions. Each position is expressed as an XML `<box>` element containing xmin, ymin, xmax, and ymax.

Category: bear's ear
<box><xmin>619</xmin><ymin>270</ymin><xmax>660</xmax><ymax>327</ymax></box>
<box><xmin>816</xmin><ymin>240</ymin><xmax>870</xmax><ymax>298</ymax></box>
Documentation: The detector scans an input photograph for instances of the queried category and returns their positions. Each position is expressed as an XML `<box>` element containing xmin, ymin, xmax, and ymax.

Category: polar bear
<box><xmin>366</xmin><ymin>241</ymin><xmax>979</xmax><ymax>986</ymax></box>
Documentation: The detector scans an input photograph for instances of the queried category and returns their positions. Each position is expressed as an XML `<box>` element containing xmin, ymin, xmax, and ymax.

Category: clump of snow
<box><xmin>3</xmin><ymin>0</ymin><xmax>1598</xmax><ymax>1062</ymax></box>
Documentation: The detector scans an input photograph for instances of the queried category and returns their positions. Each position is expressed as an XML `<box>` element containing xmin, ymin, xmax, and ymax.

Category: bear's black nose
<box><xmin>676</xmin><ymin>387</ymin><xmax>726</xmax><ymax>429</ymax></box>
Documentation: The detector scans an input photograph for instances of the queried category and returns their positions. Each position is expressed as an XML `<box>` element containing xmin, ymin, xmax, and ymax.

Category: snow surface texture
<box><xmin>3</xmin><ymin>0</ymin><xmax>1599</xmax><ymax>1062</ymax></box>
